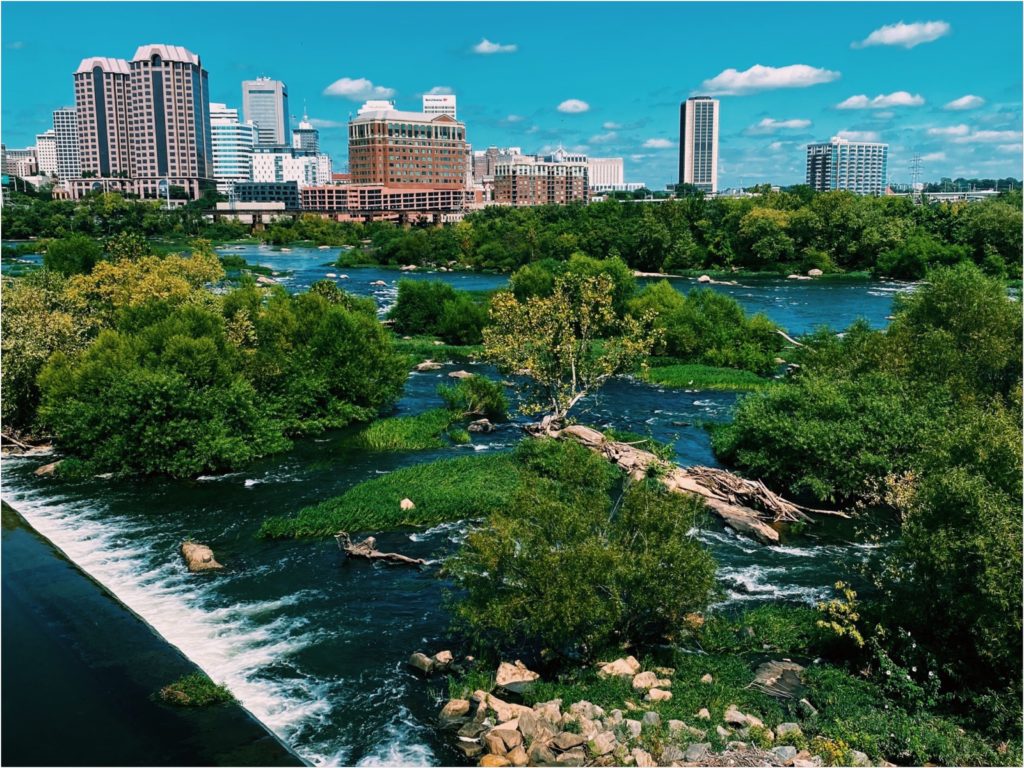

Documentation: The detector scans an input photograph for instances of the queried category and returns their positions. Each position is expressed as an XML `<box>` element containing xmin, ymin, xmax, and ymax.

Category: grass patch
<box><xmin>258</xmin><ymin>453</ymin><xmax>519</xmax><ymax>538</ymax></box>
<box><xmin>645</xmin><ymin>363</ymin><xmax>770</xmax><ymax>391</ymax></box>
<box><xmin>356</xmin><ymin>408</ymin><xmax>458</xmax><ymax>451</ymax></box>
<box><xmin>393</xmin><ymin>335</ymin><xmax>483</xmax><ymax>364</ymax></box>
<box><xmin>156</xmin><ymin>673</ymin><xmax>233</xmax><ymax>707</ymax></box>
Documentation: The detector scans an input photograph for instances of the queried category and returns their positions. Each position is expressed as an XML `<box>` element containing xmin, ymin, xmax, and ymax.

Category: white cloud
<box><xmin>309</xmin><ymin>118</ymin><xmax>345</xmax><ymax>129</ymax></box>
<box><xmin>944</xmin><ymin>94</ymin><xmax>985</xmax><ymax>111</ymax></box>
<box><xmin>749</xmin><ymin>117</ymin><xmax>811</xmax><ymax>134</ymax></box>
<box><xmin>837</xmin><ymin>91</ymin><xmax>925</xmax><ymax>109</ymax></box>
<box><xmin>853</xmin><ymin>21</ymin><xmax>951</xmax><ymax>49</ymax></box>
<box><xmin>473</xmin><ymin>38</ymin><xmax>517</xmax><ymax>54</ymax></box>
<box><xmin>997</xmin><ymin>144</ymin><xmax>1023</xmax><ymax>153</ymax></box>
<box><xmin>919</xmin><ymin>152</ymin><xmax>947</xmax><ymax>162</ymax></box>
<box><xmin>323</xmin><ymin>77</ymin><xmax>395</xmax><ymax>100</ymax></box>
<box><xmin>643</xmin><ymin>138</ymin><xmax>675</xmax><ymax>149</ymax></box>
<box><xmin>697</xmin><ymin>64</ymin><xmax>840</xmax><ymax>96</ymax></box>
<box><xmin>425</xmin><ymin>86</ymin><xmax>453</xmax><ymax>95</ymax></box>
<box><xmin>836</xmin><ymin>130</ymin><xmax>881</xmax><ymax>142</ymax></box>
<box><xmin>602</xmin><ymin>121</ymin><xmax>622</xmax><ymax>130</ymax></box>
<box><xmin>768</xmin><ymin>141</ymin><xmax>786</xmax><ymax>152</ymax></box>
<box><xmin>590</xmin><ymin>131</ymin><xmax>618</xmax><ymax>144</ymax></box>
<box><xmin>953</xmin><ymin>130</ymin><xmax>1024</xmax><ymax>144</ymax></box>
<box><xmin>557</xmin><ymin>99</ymin><xmax>590</xmax><ymax>114</ymax></box>
<box><xmin>504</xmin><ymin>114</ymin><xmax>524</xmax><ymax>123</ymax></box>
<box><xmin>927</xmin><ymin>124</ymin><xmax>970</xmax><ymax>137</ymax></box>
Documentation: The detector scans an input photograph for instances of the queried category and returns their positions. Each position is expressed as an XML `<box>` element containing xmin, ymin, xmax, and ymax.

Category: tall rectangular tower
<box><xmin>242</xmin><ymin>77</ymin><xmax>290</xmax><ymax>146</ymax></box>
<box><xmin>805</xmin><ymin>137</ymin><xmax>888</xmax><ymax>195</ymax></box>
<box><xmin>52</xmin><ymin>107</ymin><xmax>81</xmax><ymax>180</ymax></box>
<box><xmin>128</xmin><ymin>44</ymin><xmax>214</xmax><ymax>199</ymax></box>
<box><xmin>73</xmin><ymin>57</ymin><xmax>132</xmax><ymax>178</ymax></box>
<box><xmin>678</xmin><ymin>96</ymin><xmax>719</xmax><ymax>194</ymax></box>
<box><xmin>35</xmin><ymin>130</ymin><xmax>58</xmax><ymax>177</ymax></box>
<box><xmin>210</xmin><ymin>102</ymin><xmax>256</xmax><ymax>196</ymax></box>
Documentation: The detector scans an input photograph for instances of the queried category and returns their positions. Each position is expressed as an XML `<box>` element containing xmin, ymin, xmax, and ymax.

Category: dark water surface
<box><xmin>1</xmin><ymin>245</ymin><xmax>901</xmax><ymax>765</ymax></box>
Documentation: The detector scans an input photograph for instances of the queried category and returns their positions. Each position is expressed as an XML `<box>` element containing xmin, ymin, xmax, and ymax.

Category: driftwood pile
<box><xmin>335</xmin><ymin>532</ymin><xmax>427</xmax><ymax>566</ymax></box>
<box><xmin>553</xmin><ymin>425</ymin><xmax>846</xmax><ymax>545</ymax></box>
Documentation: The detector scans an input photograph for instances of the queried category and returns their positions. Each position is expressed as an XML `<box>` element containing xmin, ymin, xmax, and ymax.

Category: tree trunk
<box><xmin>550</xmin><ymin>424</ymin><xmax>848</xmax><ymax>546</ymax></box>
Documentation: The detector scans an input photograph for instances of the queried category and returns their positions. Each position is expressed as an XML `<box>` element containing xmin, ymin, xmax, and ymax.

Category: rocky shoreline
<box><xmin>414</xmin><ymin>653</ymin><xmax>878</xmax><ymax>768</ymax></box>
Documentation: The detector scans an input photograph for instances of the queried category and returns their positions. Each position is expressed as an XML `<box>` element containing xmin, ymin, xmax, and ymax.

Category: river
<box><xmin>1</xmin><ymin>245</ymin><xmax>908</xmax><ymax>766</ymax></box>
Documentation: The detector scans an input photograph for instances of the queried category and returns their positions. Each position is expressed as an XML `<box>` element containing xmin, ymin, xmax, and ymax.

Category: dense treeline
<box><xmin>4</xmin><ymin>189</ymin><xmax>1021</xmax><ymax>280</ymax></box>
<box><xmin>714</xmin><ymin>263</ymin><xmax>1022</xmax><ymax>730</ymax></box>
<box><xmin>3</xmin><ymin>240</ymin><xmax>407</xmax><ymax>477</ymax></box>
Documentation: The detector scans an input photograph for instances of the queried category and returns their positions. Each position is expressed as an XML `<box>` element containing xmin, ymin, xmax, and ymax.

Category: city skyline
<box><xmin>1</xmin><ymin>1</ymin><xmax>1022</xmax><ymax>189</ymax></box>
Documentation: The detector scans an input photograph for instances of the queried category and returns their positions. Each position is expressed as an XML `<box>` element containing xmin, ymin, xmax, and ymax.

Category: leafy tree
<box><xmin>446</xmin><ymin>439</ymin><xmax>716</xmax><ymax>662</ymax></box>
<box><xmin>484</xmin><ymin>273</ymin><xmax>656</xmax><ymax>427</ymax></box>
<box><xmin>43</xmin><ymin>234</ymin><xmax>102</xmax><ymax>276</ymax></box>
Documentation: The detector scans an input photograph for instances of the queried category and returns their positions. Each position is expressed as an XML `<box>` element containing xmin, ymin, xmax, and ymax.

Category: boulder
<box><xmin>798</xmin><ymin>698</ymin><xmax>818</xmax><ymax>717</ymax></box>
<box><xmin>642</xmin><ymin>711</ymin><xmax>661</xmax><ymax>728</ymax></box>
<box><xmin>371</xmin><ymin>280</ymin><xmax>387</xmax><ymax>286</ymax></box>
<box><xmin>34</xmin><ymin>460</ymin><xmax>62</xmax><ymax>477</ymax></box>
<box><xmin>440</xmin><ymin>698</ymin><xmax>470</xmax><ymax>725</ymax></box>
<box><xmin>684</xmin><ymin>743</ymin><xmax>712</xmax><ymax>762</ymax></box>
<box><xmin>700</xmin><ymin>673</ymin><xmax>714</xmax><ymax>684</ymax></box>
<box><xmin>459</xmin><ymin>722</ymin><xmax>490</xmax><ymax>740</ymax></box>
<box><xmin>408</xmin><ymin>652</ymin><xmax>434</xmax><ymax>674</ymax></box>
<box><xmin>433</xmin><ymin>650</ymin><xmax>454</xmax><ymax>670</ymax></box>
<box><xmin>550</xmin><ymin>732</ymin><xmax>586</xmax><ymax>752</ymax></box>
<box><xmin>653</xmin><ymin>666</ymin><xmax>676</xmax><ymax>677</ymax></box>
<box><xmin>468</xmin><ymin>419</ymin><xmax>495</xmax><ymax>433</ymax></box>
<box><xmin>606</xmin><ymin>709</ymin><xmax>624</xmax><ymax>726</ymax></box>
<box><xmin>631</xmin><ymin>671</ymin><xmax>660</xmax><ymax>691</ymax></box>
<box><xmin>493</xmin><ymin>728</ymin><xmax>523</xmax><ymax>751</ymax></box>
<box><xmin>727</xmin><ymin>741</ymin><xmax>749</xmax><ymax>751</ymax></box>
<box><xmin>624</xmin><ymin>719</ymin><xmax>643</xmax><ymax>740</ymax></box>
<box><xmin>479</xmin><ymin>755</ymin><xmax>510</xmax><ymax>767</ymax></box>
<box><xmin>598</xmin><ymin>656</ymin><xmax>641</xmax><ymax>678</ymax></box>
<box><xmin>590</xmin><ymin>731</ymin><xmax>618</xmax><ymax>756</ymax></box>
<box><xmin>415</xmin><ymin>361</ymin><xmax>442</xmax><ymax>372</ymax></box>
<box><xmin>506</xmin><ymin>746</ymin><xmax>529</xmax><ymax>767</ymax></box>
<box><xmin>776</xmin><ymin>722</ymin><xmax>802</xmax><ymax>739</ymax></box>
<box><xmin>555</xmin><ymin>749</ymin><xmax>587</xmax><ymax>766</ymax></box>
<box><xmin>484</xmin><ymin>732</ymin><xmax>508</xmax><ymax>756</ymax></box>
<box><xmin>495</xmin><ymin>660</ymin><xmax>540</xmax><ymax>694</ymax></box>
<box><xmin>400</xmin><ymin>498</ymin><xmax>416</xmax><ymax>511</ymax></box>
<box><xmin>697</xmin><ymin>708</ymin><xmax>711</xmax><ymax>720</ymax></box>
<box><xmin>256</xmin><ymin>275</ymin><xmax>278</xmax><ymax>285</ymax></box>
<box><xmin>569</xmin><ymin>700</ymin><xmax>604</xmax><ymax>721</ymax></box>
<box><xmin>518</xmin><ymin>711</ymin><xmax>557</xmax><ymax>743</ymax></box>
<box><xmin>716</xmin><ymin>725</ymin><xmax>732</xmax><ymax>739</ymax></box>
<box><xmin>644</xmin><ymin>688</ymin><xmax>672</xmax><ymax>703</ymax></box>
<box><xmin>528</xmin><ymin>742</ymin><xmax>558</xmax><ymax>766</ymax></box>
<box><xmin>180</xmin><ymin>541</ymin><xmax>223</xmax><ymax>572</ymax></box>
<box><xmin>485</xmin><ymin>693</ymin><xmax>531</xmax><ymax>723</ymax></box>
<box><xmin>457</xmin><ymin>742</ymin><xmax>484</xmax><ymax>760</ymax></box>
<box><xmin>631</xmin><ymin>748</ymin><xmax>656</xmax><ymax>767</ymax></box>
<box><xmin>449</xmin><ymin>370</ymin><xmax>474</xmax><ymax>379</ymax></box>
<box><xmin>656</xmin><ymin>678</ymin><xmax>672</xmax><ymax>688</ymax></box>
<box><xmin>697</xmin><ymin>274</ymin><xmax>712</xmax><ymax>283</ymax></box>
<box><xmin>808</xmin><ymin>269</ymin><xmax>824</xmax><ymax>277</ymax></box>
<box><xmin>660</xmin><ymin>745</ymin><xmax>685</xmax><ymax>764</ymax></box>
<box><xmin>772</xmin><ymin>746</ymin><xmax>799</xmax><ymax>764</ymax></box>
<box><xmin>724</xmin><ymin>704</ymin><xmax>762</xmax><ymax>728</ymax></box>
<box><xmin>850</xmin><ymin>750</ymin><xmax>870</xmax><ymax>766</ymax></box>
<box><xmin>533</xmin><ymin>699</ymin><xmax>562</xmax><ymax>723</ymax></box>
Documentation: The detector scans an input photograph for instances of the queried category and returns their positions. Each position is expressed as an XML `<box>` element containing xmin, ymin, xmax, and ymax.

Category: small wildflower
<box><xmin>911</xmin><ymin>666</ymin><xmax>917</xmax><ymax>672</ymax></box>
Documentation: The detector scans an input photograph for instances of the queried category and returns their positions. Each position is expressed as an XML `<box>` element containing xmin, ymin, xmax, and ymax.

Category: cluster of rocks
<box><xmin>786</xmin><ymin>269</ymin><xmax>824</xmax><ymax>281</ymax></box>
<box><xmin>434</xmin><ymin>656</ymin><xmax>861</xmax><ymax>768</ymax></box>
<box><xmin>408</xmin><ymin>649</ymin><xmax>470</xmax><ymax>676</ymax></box>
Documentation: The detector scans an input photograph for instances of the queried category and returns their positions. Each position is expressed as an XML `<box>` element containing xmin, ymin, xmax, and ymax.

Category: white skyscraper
<box><xmin>292</xmin><ymin>113</ymin><xmax>319</xmax><ymax>153</ymax></box>
<box><xmin>52</xmin><ymin>106</ymin><xmax>81</xmax><ymax>181</ymax></box>
<box><xmin>210</xmin><ymin>102</ymin><xmax>256</xmax><ymax>196</ymax></box>
<box><xmin>806</xmin><ymin>137</ymin><xmax>888</xmax><ymax>195</ymax></box>
<box><xmin>242</xmin><ymin>77</ymin><xmax>290</xmax><ymax>146</ymax></box>
<box><xmin>422</xmin><ymin>93</ymin><xmax>457</xmax><ymax>118</ymax></box>
<box><xmin>251</xmin><ymin>145</ymin><xmax>331</xmax><ymax>187</ymax></box>
<box><xmin>35</xmin><ymin>130</ymin><xmax>58</xmax><ymax>177</ymax></box>
<box><xmin>678</xmin><ymin>96</ymin><xmax>719</xmax><ymax>194</ymax></box>
<box><xmin>588</xmin><ymin>157</ymin><xmax>624</xmax><ymax>188</ymax></box>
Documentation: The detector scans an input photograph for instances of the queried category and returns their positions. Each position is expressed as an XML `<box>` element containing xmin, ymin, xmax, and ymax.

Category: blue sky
<box><xmin>2</xmin><ymin>1</ymin><xmax>1021</xmax><ymax>188</ymax></box>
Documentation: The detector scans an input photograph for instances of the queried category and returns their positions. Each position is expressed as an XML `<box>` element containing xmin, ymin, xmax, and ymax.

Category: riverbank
<box><xmin>0</xmin><ymin>501</ymin><xmax>303</xmax><ymax>767</ymax></box>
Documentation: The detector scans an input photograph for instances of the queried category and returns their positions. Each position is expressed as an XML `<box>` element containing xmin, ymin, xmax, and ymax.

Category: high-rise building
<box><xmin>422</xmin><ymin>93</ymin><xmax>457</xmax><ymax>118</ymax></box>
<box><xmin>210</xmin><ymin>102</ymin><xmax>256</xmax><ymax>196</ymax></box>
<box><xmin>2</xmin><ymin>146</ymin><xmax>38</xmax><ymax>177</ymax></box>
<box><xmin>348</xmin><ymin>106</ymin><xmax>468</xmax><ymax>189</ymax></box>
<box><xmin>242</xmin><ymin>77</ymin><xmax>289</xmax><ymax>146</ymax></box>
<box><xmin>52</xmin><ymin>107</ymin><xmax>81</xmax><ymax>181</ymax></box>
<box><xmin>71</xmin><ymin>45</ymin><xmax>213</xmax><ymax>199</ymax></box>
<box><xmin>35</xmin><ymin>130</ymin><xmax>58</xmax><ymax>177</ymax></box>
<box><xmin>251</xmin><ymin>145</ymin><xmax>331</xmax><ymax>187</ymax></box>
<box><xmin>805</xmin><ymin>137</ymin><xmax>888</xmax><ymax>195</ymax></box>
<box><xmin>292</xmin><ymin>113</ymin><xmax>319</xmax><ymax>153</ymax></box>
<box><xmin>587</xmin><ymin>157</ymin><xmax>624</xmax><ymax>188</ymax></box>
<box><xmin>74</xmin><ymin>56</ymin><xmax>132</xmax><ymax>178</ymax></box>
<box><xmin>127</xmin><ymin>44</ymin><xmax>214</xmax><ymax>199</ymax></box>
<box><xmin>678</xmin><ymin>96</ymin><xmax>719</xmax><ymax>194</ymax></box>
<box><xmin>493</xmin><ymin>147</ymin><xmax>589</xmax><ymax>206</ymax></box>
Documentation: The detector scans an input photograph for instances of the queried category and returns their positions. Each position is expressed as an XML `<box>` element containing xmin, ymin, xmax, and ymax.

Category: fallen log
<box><xmin>553</xmin><ymin>424</ymin><xmax>847</xmax><ymax>546</ymax></box>
<box><xmin>335</xmin><ymin>532</ymin><xmax>428</xmax><ymax>566</ymax></box>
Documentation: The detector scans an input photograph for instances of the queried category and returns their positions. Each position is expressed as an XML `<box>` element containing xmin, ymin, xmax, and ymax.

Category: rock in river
<box><xmin>180</xmin><ymin>541</ymin><xmax>223</xmax><ymax>572</ymax></box>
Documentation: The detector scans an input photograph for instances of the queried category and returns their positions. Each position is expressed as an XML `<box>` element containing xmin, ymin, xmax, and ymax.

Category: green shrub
<box><xmin>388</xmin><ymin>279</ymin><xmax>489</xmax><ymax>345</ymax></box>
<box><xmin>43</xmin><ymin>234</ymin><xmax>102</xmax><ymax>276</ymax></box>
<box><xmin>438</xmin><ymin>376</ymin><xmax>508</xmax><ymax>421</ymax></box>
<box><xmin>356</xmin><ymin>408</ymin><xmax>457</xmax><ymax>451</ymax></box>
<box><xmin>157</xmin><ymin>673</ymin><xmax>233</xmax><ymax>707</ymax></box>
<box><xmin>258</xmin><ymin>453</ymin><xmax>519</xmax><ymax>537</ymax></box>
